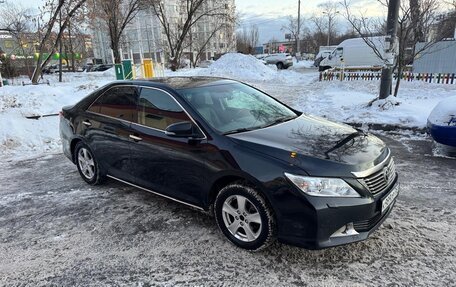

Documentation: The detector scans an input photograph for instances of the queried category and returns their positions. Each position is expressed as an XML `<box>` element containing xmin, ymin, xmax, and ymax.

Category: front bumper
<box><xmin>275</xmin><ymin>179</ymin><xmax>399</xmax><ymax>249</ymax></box>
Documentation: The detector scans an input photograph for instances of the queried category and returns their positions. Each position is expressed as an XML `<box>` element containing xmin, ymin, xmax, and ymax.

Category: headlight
<box><xmin>284</xmin><ymin>173</ymin><xmax>361</xmax><ymax>197</ymax></box>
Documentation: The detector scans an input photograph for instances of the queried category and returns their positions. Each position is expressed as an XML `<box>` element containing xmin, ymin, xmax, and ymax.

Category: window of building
<box><xmin>137</xmin><ymin>88</ymin><xmax>190</xmax><ymax>130</ymax></box>
<box><xmin>88</xmin><ymin>86</ymin><xmax>137</xmax><ymax>122</ymax></box>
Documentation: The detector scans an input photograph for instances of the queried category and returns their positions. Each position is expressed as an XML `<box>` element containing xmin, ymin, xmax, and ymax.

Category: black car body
<box><xmin>60</xmin><ymin>77</ymin><xmax>399</xmax><ymax>250</ymax></box>
<box><xmin>91</xmin><ymin>64</ymin><xmax>114</xmax><ymax>72</ymax></box>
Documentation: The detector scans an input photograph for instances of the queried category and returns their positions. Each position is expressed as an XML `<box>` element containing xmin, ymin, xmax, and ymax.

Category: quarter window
<box><xmin>88</xmin><ymin>86</ymin><xmax>137</xmax><ymax>121</ymax></box>
<box><xmin>137</xmin><ymin>88</ymin><xmax>190</xmax><ymax>130</ymax></box>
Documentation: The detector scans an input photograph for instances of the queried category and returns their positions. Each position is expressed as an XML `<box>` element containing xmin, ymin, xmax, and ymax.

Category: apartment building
<box><xmin>91</xmin><ymin>0</ymin><xmax>236</xmax><ymax>65</ymax></box>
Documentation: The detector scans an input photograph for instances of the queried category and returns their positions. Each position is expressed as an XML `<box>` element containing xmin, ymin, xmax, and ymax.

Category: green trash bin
<box><xmin>115</xmin><ymin>64</ymin><xmax>124</xmax><ymax>80</ymax></box>
<box><xmin>2</xmin><ymin>80</ymin><xmax>8</xmax><ymax>86</ymax></box>
<box><xmin>122</xmin><ymin>60</ymin><xmax>133</xmax><ymax>79</ymax></box>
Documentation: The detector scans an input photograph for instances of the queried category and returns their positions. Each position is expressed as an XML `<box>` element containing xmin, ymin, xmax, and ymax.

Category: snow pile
<box><xmin>198</xmin><ymin>53</ymin><xmax>278</xmax><ymax>81</ymax></box>
<box><xmin>290</xmin><ymin>59</ymin><xmax>314</xmax><ymax>69</ymax></box>
<box><xmin>169</xmin><ymin>53</ymin><xmax>317</xmax><ymax>84</ymax></box>
<box><xmin>0</xmin><ymin>73</ymin><xmax>114</xmax><ymax>160</ymax></box>
<box><xmin>427</xmin><ymin>96</ymin><xmax>456</xmax><ymax>126</ymax></box>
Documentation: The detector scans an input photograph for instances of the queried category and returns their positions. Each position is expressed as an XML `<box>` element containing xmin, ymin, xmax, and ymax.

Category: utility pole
<box><xmin>58</xmin><ymin>8</ymin><xmax>63</xmax><ymax>82</ymax></box>
<box><xmin>296</xmin><ymin>0</ymin><xmax>301</xmax><ymax>62</ymax></box>
<box><xmin>327</xmin><ymin>17</ymin><xmax>331</xmax><ymax>46</ymax></box>
<box><xmin>379</xmin><ymin>0</ymin><xmax>400</xmax><ymax>99</ymax></box>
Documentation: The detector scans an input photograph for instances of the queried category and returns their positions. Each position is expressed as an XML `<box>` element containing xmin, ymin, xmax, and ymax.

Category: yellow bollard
<box><xmin>143</xmin><ymin>59</ymin><xmax>154</xmax><ymax>78</ymax></box>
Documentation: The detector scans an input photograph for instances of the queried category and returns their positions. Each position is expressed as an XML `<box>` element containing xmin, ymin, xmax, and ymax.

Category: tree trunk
<box><xmin>169</xmin><ymin>57</ymin><xmax>178</xmax><ymax>71</ymax></box>
<box><xmin>112</xmin><ymin>40</ymin><xmax>122</xmax><ymax>64</ymax></box>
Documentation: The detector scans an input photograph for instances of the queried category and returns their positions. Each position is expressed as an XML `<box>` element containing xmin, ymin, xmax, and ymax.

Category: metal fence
<box><xmin>319</xmin><ymin>71</ymin><xmax>456</xmax><ymax>84</ymax></box>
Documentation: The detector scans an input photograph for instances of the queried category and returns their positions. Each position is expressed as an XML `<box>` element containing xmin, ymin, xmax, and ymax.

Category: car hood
<box><xmin>228</xmin><ymin>114</ymin><xmax>387</xmax><ymax>177</ymax></box>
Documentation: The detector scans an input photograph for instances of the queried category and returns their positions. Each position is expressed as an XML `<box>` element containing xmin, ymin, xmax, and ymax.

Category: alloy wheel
<box><xmin>221</xmin><ymin>195</ymin><xmax>262</xmax><ymax>242</ymax></box>
<box><xmin>77</xmin><ymin>148</ymin><xmax>95</xmax><ymax>180</ymax></box>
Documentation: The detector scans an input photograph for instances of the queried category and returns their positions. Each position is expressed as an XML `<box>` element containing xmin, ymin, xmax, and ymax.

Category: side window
<box><xmin>88</xmin><ymin>86</ymin><xmax>137</xmax><ymax>121</ymax></box>
<box><xmin>335</xmin><ymin>47</ymin><xmax>343</xmax><ymax>57</ymax></box>
<box><xmin>137</xmin><ymin>88</ymin><xmax>190</xmax><ymax>130</ymax></box>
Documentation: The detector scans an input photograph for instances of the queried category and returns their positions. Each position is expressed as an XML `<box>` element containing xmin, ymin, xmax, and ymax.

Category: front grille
<box><xmin>353</xmin><ymin>212</ymin><xmax>382</xmax><ymax>232</ymax></box>
<box><xmin>361</xmin><ymin>158</ymin><xmax>396</xmax><ymax>195</ymax></box>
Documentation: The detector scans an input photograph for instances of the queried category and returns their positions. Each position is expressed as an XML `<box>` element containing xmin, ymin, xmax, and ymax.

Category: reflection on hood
<box><xmin>229</xmin><ymin>114</ymin><xmax>386</xmax><ymax>167</ymax></box>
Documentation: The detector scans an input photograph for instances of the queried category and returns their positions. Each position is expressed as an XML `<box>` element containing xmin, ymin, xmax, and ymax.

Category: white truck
<box><xmin>319</xmin><ymin>36</ymin><xmax>388</xmax><ymax>71</ymax></box>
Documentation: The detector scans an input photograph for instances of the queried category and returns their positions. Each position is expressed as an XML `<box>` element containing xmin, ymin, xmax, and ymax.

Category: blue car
<box><xmin>427</xmin><ymin>96</ymin><xmax>456</xmax><ymax>147</ymax></box>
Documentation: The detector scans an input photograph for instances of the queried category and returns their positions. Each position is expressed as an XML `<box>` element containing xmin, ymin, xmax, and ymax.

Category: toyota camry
<box><xmin>59</xmin><ymin>77</ymin><xmax>399</xmax><ymax>251</ymax></box>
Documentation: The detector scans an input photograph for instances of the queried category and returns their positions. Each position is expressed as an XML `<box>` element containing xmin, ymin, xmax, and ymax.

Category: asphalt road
<box><xmin>0</xmin><ymin>132</ymin><xmax>455</xmax><ymax>286</ymax></box>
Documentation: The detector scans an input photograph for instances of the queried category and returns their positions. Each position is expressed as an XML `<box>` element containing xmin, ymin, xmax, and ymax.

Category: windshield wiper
<box><xmin>324</xmin><ymin>129</ymin><xmax>367</xmax><ymax>159</ymax></box>
<box><xmin>223</xmin><ymin>127</ymin><xmax>256</xmax><ymax>135</ymax></box>
<box><xmin>260</xmin><ymin>116</ymin><xmax>297</xmax><ymax>128</ymax></box>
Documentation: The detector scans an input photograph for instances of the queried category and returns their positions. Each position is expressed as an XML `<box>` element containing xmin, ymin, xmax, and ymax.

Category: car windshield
<box><xmin>178</xmin><ymin>82</ymin><xmax>298</xmax><ymax>134</ymax></box>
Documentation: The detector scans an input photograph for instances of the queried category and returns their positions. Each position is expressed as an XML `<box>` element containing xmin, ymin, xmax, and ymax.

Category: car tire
<box><xmin>74</xmin><ymin>142</ymin><xmax>104</xmax><ymax>185</ymax></box>
<box><xmin>214</xmin><ymin>182</ymin><xmax>276</xmax><ymax>251</ymax></box>
<box><xmin>276</xmin><ymin>62</ymin><xmax>284</xmax><ymax>70</ymax></box>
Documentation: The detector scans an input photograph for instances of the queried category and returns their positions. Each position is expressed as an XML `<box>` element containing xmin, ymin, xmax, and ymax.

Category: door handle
<box><xmin>82</xmin><ymin>120</ymin><xmax>92</xmax><ymax>127</ymax></box>
<box><xmin>129</xmin><ymin>134</ymin><xmax>143</xmax><ymax>142</ymax></box>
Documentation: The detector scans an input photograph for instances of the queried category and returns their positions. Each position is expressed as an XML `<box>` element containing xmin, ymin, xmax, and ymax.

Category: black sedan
<box><xmin>59</xmin><ymin>77</ymin><xmax>399</xmax><ymax>250</ymax></box>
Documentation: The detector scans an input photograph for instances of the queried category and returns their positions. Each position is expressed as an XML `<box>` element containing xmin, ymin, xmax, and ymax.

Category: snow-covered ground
<box><xmin>1</xmin><ymin>52</ymin><xmax>455</xmax><ymax>160</ymax></box>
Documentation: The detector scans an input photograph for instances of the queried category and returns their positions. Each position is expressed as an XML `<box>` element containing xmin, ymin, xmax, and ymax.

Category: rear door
<box><xmin>83</xmin><ymin>85</ymin><xmax>138</xmax><ymax>182</ymax></box>
<box><xmin>129</xmin><ymin>87</ymin><xmax>209</xmax><ymax>207</ymax></box>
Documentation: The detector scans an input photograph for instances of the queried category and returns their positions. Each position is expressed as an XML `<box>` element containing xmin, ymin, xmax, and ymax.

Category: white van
<box><xmin>319</xmin><ymin>36</ymin><xmax>388</xmax><ymax>71</ymax></box>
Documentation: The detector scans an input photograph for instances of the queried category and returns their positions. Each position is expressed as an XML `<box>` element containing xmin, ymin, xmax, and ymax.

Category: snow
<box><xmin>427</xmin><ymin>95</ymin><xmax>456</xmax><ymax>126</ymax></box>
<box><xmin>1</xmin><ymin>52</ymin><xmax>456</xmax><ymax>159</ymax></box>
<box><xmin>0</xmin><ymin>72</ymin><xmax>113</xmax><ymax>159</ymax></box>
<box><xmin>290</xmin><ymin>59</ymin><xmax>314</xmax><ymax>69</ymax></box>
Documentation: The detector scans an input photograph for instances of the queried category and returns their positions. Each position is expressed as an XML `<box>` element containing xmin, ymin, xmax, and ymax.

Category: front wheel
<box><xmin>74</xmin><ymin>142</ymin><xmax>104</xmax><ymax>185</ymax></box>
<box><xmin>214</xmin><ymin>183</ymin><xmax>276</xmax><ymax>251</ymax></box>
<box><xmin>276</xmin><ymin>62</ymin><xmax>284</xmax><ymax>69</ymax></box>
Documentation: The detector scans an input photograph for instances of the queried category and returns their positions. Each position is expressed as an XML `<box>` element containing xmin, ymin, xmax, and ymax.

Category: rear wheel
<box><xmin>214</xmin><ymin>183</ymin><xmax>276</xmax><ymax>251</ymax></box>
<box><xmin>74</xmin><ymin>142</ymin><xmax>104</xmax><ymax>185</ymax></box>
<box><xmin>276</xmin><ymin>62</ymin><xmax>284</xmax><ymax>69</ymax></box>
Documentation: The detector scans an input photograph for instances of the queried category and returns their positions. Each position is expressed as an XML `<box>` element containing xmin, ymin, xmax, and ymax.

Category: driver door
<box><xmin>129</xmin><ymin>87</ymin><xmax>209</xmax><ymax>207</ymax></box>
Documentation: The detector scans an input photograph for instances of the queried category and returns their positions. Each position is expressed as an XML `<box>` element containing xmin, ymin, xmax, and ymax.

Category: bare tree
<box><xmin>190</xmin><ymin>22</ymin><xmax>233</xmax><ymax>67</ymax></box>
<box><xmin>343</xmin><ymin>0</ymin><xmax>449</xmax><ymax>99</ymax></box>
<box><xmin>318</xmin><ymin>1</ymin><xmax>340</xmax><ymax>46</ymax></box>
<box><xmin>281</xmin><ymin>16</ymin><xmax>304</xmax><ymax>54</ymax></box>
<box><xmin>61</xmin><ymin>2</ymin><xmax>89</xmax><ymax>71</ymax></box>
<box><xmin>148</xmin><ymin>0</ymin><xmax>233</xmax><ymax>71</ymax></box>
<box><xmin>0</xmin><ymin>3</ymin><xmax>35</xmax><ymax>78</ymax></box>
<box><xmin>31</xmin><ymin>0</ymin><xmax>87</xmax><ymax>83</ymax></box>
<box><xmin>236</xmin><ymin>25</ymin><xmax>258</xmax><ymax>54</ymax></box>
<box><xmin>89</xmin><ymin>0</ymin><xmax>141</xmax><ymax>64</ymax></box>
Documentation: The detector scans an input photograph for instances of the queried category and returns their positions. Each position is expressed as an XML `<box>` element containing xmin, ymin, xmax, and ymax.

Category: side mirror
<box><xmin>165</xmin><ymin>121</ymin><xmax>197</xmax><ymax>138</ymax></box>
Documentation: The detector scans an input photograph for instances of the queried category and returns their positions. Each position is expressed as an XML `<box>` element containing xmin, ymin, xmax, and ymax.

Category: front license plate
<box><xmin>381</xmin><ymin>185</ymin><xmax>399</xmax><ymax>214</ymax></box>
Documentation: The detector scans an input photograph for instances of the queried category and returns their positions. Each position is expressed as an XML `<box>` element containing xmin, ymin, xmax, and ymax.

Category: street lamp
<box><xmin>323</xmin><ymin>10</ymin><xmax>340</xmax><ymax>46</ymax></box>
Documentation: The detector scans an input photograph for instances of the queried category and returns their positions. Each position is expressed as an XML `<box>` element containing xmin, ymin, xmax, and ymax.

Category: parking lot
<box><xmin>0</xmin><ymin>132</ymin><xmax>455</xmax><ymax>286</ymax></box>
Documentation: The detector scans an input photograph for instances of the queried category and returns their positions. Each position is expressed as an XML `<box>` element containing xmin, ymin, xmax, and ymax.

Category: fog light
<box><xmin>330</xmin><ymin>223</ymin><xmax>359</xmax><ymax>238</ymax></box>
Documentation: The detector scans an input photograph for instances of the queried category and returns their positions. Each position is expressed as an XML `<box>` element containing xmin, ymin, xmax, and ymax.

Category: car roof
<box><xmin>115</xmin><ymin>76</ymin><xmax>237</xmax><ymax>90</ymax></box>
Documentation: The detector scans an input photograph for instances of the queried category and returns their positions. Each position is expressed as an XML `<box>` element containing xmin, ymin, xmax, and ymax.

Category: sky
<box><xmin>10</xmin><ymin>0</ymin><xmax>386</xmax><ymax>44</ymax></box>
<box><xmin>235</xmin><ymin>0</ymin><xmax>387</xmax><ymax>44</ymax></box>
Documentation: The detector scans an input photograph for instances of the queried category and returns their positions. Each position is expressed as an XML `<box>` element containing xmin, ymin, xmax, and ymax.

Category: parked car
<box><xmin>60</xmin><ymin>77</ymin><xmax>399</xmax><ymax>251</ymax></box>
<box><xmin>83</xmin><ymin>63</ymin><xmax>94</xmax><ymax>72</ymax></box>
<box><xmin>313</xmin><ymin>50</ymin><xmax>331</xmax><ymax>67</ymax></box>
<box><xmin>91</xmin><ymin>64</ymin><xmax>113</xmax><ymax>72</ymax></box>
<box><xmin>319</xmin><ymin>36</ymin><xmax>390</xmax><ymax>71</ymax></box>
<box><xmin>427</xmin><ymin>96</ymin><xmax>456</xmax><ymax>147</ymax></box>
<box><xmin>263</xmin><ymin>53</ymin><xmax>293</xmax><ymax>69</ymax></box>
<box><xmin>42</xmin><ymin>64</ymin><xmax>59</xmax><ymax>74</ymax></box>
